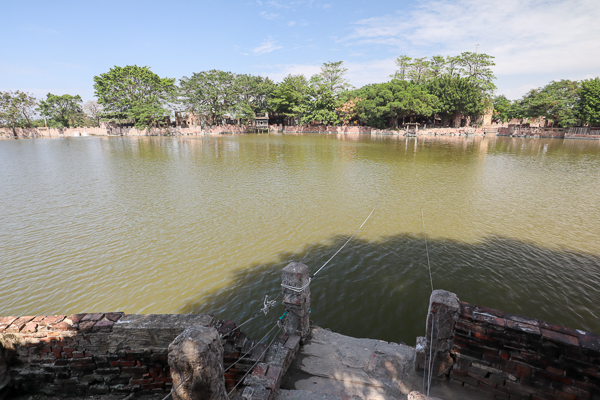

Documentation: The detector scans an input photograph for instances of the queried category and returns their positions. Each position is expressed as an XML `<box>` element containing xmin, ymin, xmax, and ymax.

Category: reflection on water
<box><xmin>0</xmin><ymin>135</ymin><xmax>599</xmax><ymax>344</ymax></box>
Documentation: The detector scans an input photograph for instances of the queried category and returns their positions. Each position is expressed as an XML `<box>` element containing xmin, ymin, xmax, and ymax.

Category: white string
<box><xmin>421</xmin><ymin>210</ymin><xmax>434</xmax><ymax>292</ymax></box>
<box><xmin>228</xmin><ymin>326</ymin><xmax>283</xmax><ymax>397</ymax></box>
<box><xmin>224</xmin><ymin>321</ymin><xmax>279</xmax><ymax>373</ymax></box>
<box><xmin>312</xmin><ymin>207</ymin><xmax>376</xmax><ymax>278</ymax></box>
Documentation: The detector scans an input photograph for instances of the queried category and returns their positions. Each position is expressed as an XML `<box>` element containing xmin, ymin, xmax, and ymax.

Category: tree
<box><xmin>578</xmin><ymin>77</ymin><xmax>600</xmax><ymax>126</ymax></box>
<box><xmin>456</xmin><ymin>52</ymin><xmax>497</xmax><ymax>94</ymax></box>
<box><xmin>38</xmin><ymin>93</ymin><xmax>83</xmax><ymax>127</ymax></box>
<box><xmin>336</xmin><ymin>97</ymin><xmax>362</xmax><ymax>125</ymax></box>
<box><xmin>520</xmin><ymin>80</ymin><xmax>580</xmax><ymax>127</ymax></box>
<box><xmin>269</xmin><ymin>74</ymin><xmax>309</xmax><ymax>122</ymax></box>
<box><xmin>428</xmin><ymin>76</ymin><xmax>487</xmax><ymax>127</ymax></box>
<box><xmin>94</xmin><ymin>65</ymin><xmax>176</xmax><ymax>128</ymax></box>
<box><xmin>319</xmin><ymin>61</ymin><xmax>352</xmax><ymax>94</ymax></box>
<box><xmin>391</xmin><ymin>55</ymin><xmax>412</xmax><ymax>81</ymax></box>
<box><xmin>407</xmin><ymin>57</ymin><xmax>431</xmax><ymax>83</ymax></box>
<box><xmin>233</xmin><ymin>74</ymin><xmax>275</xmax><ymax>121</ymax></box>
<box><xmin>83</xmin><ymin>100</ymin><xmax>103</xmax><ymax>127</ymax></box>
<box><xmin>429</xmin><ymin>56</ymin><xmax>446</xmax><ymax>78</ymax></box>
<box><xmin>295</xmin><ymin>74</ymin><xmax>339</xmax><ymax>125</ymax></box>
<box><xmin>0</xmin><ymin>91</ymin><xmax>38</xmax><ymax>136</ymax></box>
<box><xmin>493</xmin><ymin>95</ymin><xmax>512</xmax><ymax>123</ymax></box>
<box><xmin>178</xmin><ymin>70</ymin><xmax>238</xmax><ymax>125</ymax></box>
<box><xmin>354</xmin><ymin>80</ymin><xmax>438</xmax><ymax>129</ymax></box>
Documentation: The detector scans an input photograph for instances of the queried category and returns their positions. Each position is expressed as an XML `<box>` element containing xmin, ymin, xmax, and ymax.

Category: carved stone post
<box><xmin>168</xmin><ymin>325</ymin><xmax>227</xmax><ymax>400</ymax></box>
<box><xmin>414</xmin><ymin>290</ymin><xmax>460</xmax><ymax>379</ymax></box>
<box><xmin>281</xmin><ymin>262</ymin><xmax>311</xmax><ymax>341</ymax></box>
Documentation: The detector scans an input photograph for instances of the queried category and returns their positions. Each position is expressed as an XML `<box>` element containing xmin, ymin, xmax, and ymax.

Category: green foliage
<box><xmin>319</xmin><ymin>61</ymin><xmax>352</xmax><ymax>94</ymax></box>
<box><xmin>354</xmin><ymin>80</ymin><xmax>438</xmax><ymax>128</ymax></box>
<box><xmin>0</xmin><ymin>91</ymin><xmax>37</xmax><ymax>132</ymax></box>
<box><xmin>578</xmin><ymin>77</ymin><xmax>600</xmax><ymax>126</ymax></box>
<box><xmin>94</xmin><ymin>65</ymin><xmax>175</xmax><ymax>128</ymax></box>
<box><xmin>38</xmin><ymin>93</ymin><xmax>84</xmax><ymax>128</ymax></box>
<box><xmin>428</xmin><ymin>76</ymin><xmax>487</xmax><ymax>126</ymax></box>
<box><xmin>269</xmin><ymin>74</ymin><xmax>309</xmax><ymax>120</ymax></box>
<box><xmin>179</xmin><ymin>70</ymin><xmax>238</xmax><ymax>125</ymax></box>
<box><xmin>493</xmin><ymin>95</ymin><xmax>512</xmax><ymax>123</ymax></box>
<box><xmin>233</xmin><ymin>74</ymin><xmax>276</xmax><ymax>121</ymax></box>
<box><xmin>390</xmin><ymin>52</ymin><xmax>496</xmax><ymax>96</ymax></box>
<box><xmin>519</xmin><ymin>80</ymin><xmax>580</xmax><ymax>127</ymax></box>
<box><xmin>295</xmin><ymin>75</ymin><xmax>339</xmax><ymax>125</ymax></box>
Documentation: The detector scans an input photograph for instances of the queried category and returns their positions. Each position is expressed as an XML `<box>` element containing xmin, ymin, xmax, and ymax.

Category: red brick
<box><xmin>22</xmin><ymin>322</ymin><xmax>38</xmax><ymax>333</ymax></box>
<box><xmin>546</xmin><ymin>366</ymin><xmax>564</xmax><ymax>376</ymax></box>
<box><xmin>474</xmin><ymin>305</ymin><xmax>505</xmax><ymax>318</ymax></box>
<box><xmin>67</xmin><ymin>314</ymin><xmax>87</xmax><ymax>323</ymax></box>
<box><xmin>41</xmin><ymin>315</ymin><xmax>66</xmax><ymax>325</ymax></box>
<box><xmin>459</xmin><ymin>302</ymin><xmax>473</xmax><ymax>319</ymax></box>
<box><xmin>252</xmin><ymin>363</ymin><xmax>268</xmax><ymax>376</ymax></box>
<box><xmin>32</xmin><ymin>315</ymin><xmax>46</xmax><ymax>323</ymax></box>
<box><xmin>578</xmin><ymin>330</ymin><xmax>600</xmax><ymax>357</ymax></box>
<box><xmin>118</xmin><ymin>360</ymin><xmax>136</xmax><ymax>367</ymax></box>
<box><xmin>562</xmin><ymin>385</ymin><xmax>591</xmax><ymax>399</ymax></box>
<box><xmin>0</xmin><ymin>316</ymin><xmax>18</xmax><ymax>325</ymax></box>
<box><xmin>131</xmin><ymin>379</ymin><xmax>153</xmax><ymax>385</ymax></box>
<box><xmin>506</xmin><ymin>319</ymin><xmax>541</xmax><ymax>335</ymax></box>
<box><xmin>79</xmin><ymin>321</ymin><xmax>96</xmax><ymax>331</ymax></box>
<box><xmin>541</xmin><ymin>328</ymin><xmax>579</xmax><ymax>346</ymax></box>
<box><xmin>104</xmin><ymin>312</ymin><xmax>124</xmax><ymax>322</ymax></box>
<box><xmin>539</xmin><ymin>321</ymin><xmax>579</xmax><ymax>336</ymax></box>
<box><xmin>556</xmin><ymin>391</ymin><xmax>577</xmax><ymax>400</ymax></box>
<box><xmin>81</xmin><ymin>313</ymin><xmax>104</xmax><ymax>322</ymax></box>
<box><xmin>93</xmin><ymin>318</ymin><xmax>114</xmax><ymax>331</ymax></box>
<box><xmin>516</xmin><ymin>364</ymin><xmax>532</xmax><ymax>378</ymax></box>
<box><xmin>53</xmin><ymin>321</ymin><xmax>76</xmax><ymax>331</ymax></box>
<box><xmin>472</xmin><ymin>312</ymin><xmax>505</xmax><ymax>329</ymax></box>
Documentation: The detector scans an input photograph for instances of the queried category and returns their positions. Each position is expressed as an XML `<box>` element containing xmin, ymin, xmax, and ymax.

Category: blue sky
<box><xmin>2</xmin><ymin>0</ymin><xmax>599</xmax><ymax>102</ymax></box>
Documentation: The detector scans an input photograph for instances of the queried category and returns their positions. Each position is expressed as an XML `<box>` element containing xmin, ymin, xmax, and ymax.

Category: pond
<box><xmin>1</xmin><ymin>134</ymin><xmax>599</xmax><ymax>345</ymax></box>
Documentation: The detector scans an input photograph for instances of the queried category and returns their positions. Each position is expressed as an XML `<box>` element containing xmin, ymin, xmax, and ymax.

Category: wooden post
<box><xmin>281</xmin><ymin>262</ymin><xmax>311</xmax><ymax>341</ymax></box>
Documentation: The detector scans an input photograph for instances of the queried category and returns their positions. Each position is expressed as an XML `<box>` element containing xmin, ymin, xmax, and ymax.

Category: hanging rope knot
<box><xmin>281</xmin><ymin>277</ymin><xmax>312</xmax><ymax>293</ymax></box>
<box><xmin>261</xmin><ymin>294</ymin><xmax>277</xmax><ymax>316</ymax></box>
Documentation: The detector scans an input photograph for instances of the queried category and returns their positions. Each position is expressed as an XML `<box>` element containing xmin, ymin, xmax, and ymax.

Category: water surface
<box><xmin>1</xmin><ymin>134</ymin><xmax>599</xmax><ymax>345</ymax></box>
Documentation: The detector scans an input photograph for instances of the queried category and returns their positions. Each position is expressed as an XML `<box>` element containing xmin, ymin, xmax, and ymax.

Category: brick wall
<box><xmin>434</xmin><ymin>298</ymin><xmax>600</xmax><ymax>399</ymax></box>
<box><xmin>0</xmin><ymin>313</ymin><xmax>214</xmax><ymax>396</ymax></box>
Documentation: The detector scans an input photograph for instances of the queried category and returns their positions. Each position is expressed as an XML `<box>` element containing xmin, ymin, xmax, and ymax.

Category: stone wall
<box><xmin>422</xmin><ymin>291</ymin><xmax>600</xmax><ymax>400</ymax></box>
<box><xmin>498</xmin><ymin>126</ymin><xmax>568</xmax><ymax>138</ymax></box>
<box><xmin>269</xmin><ymin>125</ymin><xmax>372</xmax><ymax>134</ymax></box>
<box><xmin>0</xmin><ymin>125</ymin><xmax>249</xmax><ymax>139</ymax></box>
<box><xmin>0</xmin><ymin>313</ymin><xmax>214</xmax><ymax>397</ymax></box>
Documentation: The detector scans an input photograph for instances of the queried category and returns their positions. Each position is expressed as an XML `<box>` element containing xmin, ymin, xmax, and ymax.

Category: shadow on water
<box><xmin>180</xmin><ymin>234</ymin><xmax>600</xmax><ymax>346</ymax></box>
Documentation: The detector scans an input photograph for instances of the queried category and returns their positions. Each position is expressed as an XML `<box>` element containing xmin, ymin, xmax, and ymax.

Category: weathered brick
<box><xmin>578</xmin><ymin>330</ymin><xmax>600</xmax><ymax>358</ymax></box>
<box><xmin>556</xmin><ymin>391</ymin><xmax>577</xmax><ymax>400</ymax></box>
<box><xmin>81</xmin><ymin>313</ymin><xmax>104</xmax><ymax>322</ymax></box>
<box><xmin>67</xmin><ymin>314</ymin><xmax>87</xmax><ymax>324</ymax></box>
<box><xmin>93</xmin><ymin>318</ymin><xmax>114</xmax><ymax>331</ymax></box>
<box><xmin>104</xmin><ymin>312</ymin><xmax>124</xmax><ymax>322</ymax></box>
<box><xmin>472</xmin><ymin>312</ymin><xmax>505</xmax><ymax>329</ymax></box>
<box><xmin>506</xmin><ymin>319</ymin><xmax>541</xmax><ymax>336</ymax></box>
<box><xmin>79</xmin><ymin>320</ymin><xmax>96</xmax><ymax>331</ymax></box>
<box><xmin>459</xmin><ymin>302</ymin><xmax>473</xmax><ymax>319</ymax></box>
<box><xmin>122</xmin><ymin>366</ymin><xmax>148</xmax><ymax>374</ymax></box>
<box><xmin>474</xmin><ymin>304</ymin><xmax>505</xmax><ymax>318</ymax></box>
<box><xmin>541</xmin><ymin>328</ymin><xmax>579</xmax><ymax>347</ymax></box>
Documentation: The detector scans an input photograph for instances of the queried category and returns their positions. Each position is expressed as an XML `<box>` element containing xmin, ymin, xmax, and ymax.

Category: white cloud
<box><xmin>259</xmin><ymin>63</ymin><xmax>322</xmax><ymax>82</ymax></box>
<box><xmin>252</xmin><ymin>38</ymin><xmax>283</xmax><ymax>55</ymax></box>
<box><xmin>288</xmin><ymin>21</ymin><xmax>296</xmax><ymax>26</ymax></box>
<box><xmin>259</xmin><ymin>11</ymin><xmax>279</xmax><ymax>19</ymax></box>
<box><xmin>345</xmin><ymin>0</ymin><xmax>600</xmax><ymax>77</ymax></box>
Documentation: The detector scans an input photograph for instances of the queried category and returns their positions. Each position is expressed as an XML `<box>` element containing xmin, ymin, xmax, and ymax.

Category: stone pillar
<box><xmin>0</xmin><ymin>346</ymin><xmax>9</xmax><ymax>400</ymax></box>
<box><xmin>281</xmin><ymin>262</ymin><xmax>311</xmax><ymax>341</ymax></box>
<box><xmin>168</xmin><ymin>326</ymin><xmax>227</xmax><ymax>400</ymax></box>
<box><xmin>414</xmin><ymin>290</ymin><xmax>460</xmax><ymax>379</ymax></box>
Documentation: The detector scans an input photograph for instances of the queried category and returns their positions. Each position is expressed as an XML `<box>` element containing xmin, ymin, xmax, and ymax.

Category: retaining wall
<box><xmin>0</xmin><ymin>313</ymin><xmax>214</xmax><ymax>396</ymax></box>
<box><xmin>425</xmin><ymin>291</ymin><xmax>600</xmax><ymax>400</ymax></box>
<box><xmin>0</xmin><ymin>125</ymin><xmax>249</xmax><ymax>139</ymax></box>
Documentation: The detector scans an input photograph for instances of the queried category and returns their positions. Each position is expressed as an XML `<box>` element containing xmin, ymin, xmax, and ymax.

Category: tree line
<box><xmin>2</xmin><ymin>54</ymin><xmax>599</xmax><ymax>133</ymax></box>
<box><xmin>493</xmin><ymin>79</ymin><xmax>600</xmax><ymax>127</ymax></box>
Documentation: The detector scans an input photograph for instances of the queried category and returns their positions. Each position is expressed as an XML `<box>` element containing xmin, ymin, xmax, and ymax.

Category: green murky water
<box><xmin>1</xmin><ymin>134</ymin><xmax>599</xmax><ymax>345</ymax></box>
